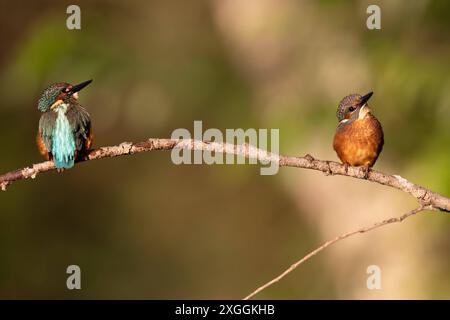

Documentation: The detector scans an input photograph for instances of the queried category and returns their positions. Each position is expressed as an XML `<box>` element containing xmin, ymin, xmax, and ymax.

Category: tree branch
<box><xmin>0</xmin><ymin>138</ymin><xmax>448</xmax><ymax>213</ymax></box>
<box><xmin>243</xmin><ymin>205</ymin><xmax>433</xmax><ymax>300</ymax></box>
<box><xmin>0</xmin><ymin>138</ymin><xmax>448</xmax><ymax>299</ymax></box>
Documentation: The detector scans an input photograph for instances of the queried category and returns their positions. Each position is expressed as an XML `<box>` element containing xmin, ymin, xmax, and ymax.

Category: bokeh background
<box><xmin>0</xmin><ymin>0</ymin><xmax>449</xmax><ymax>299</ymax></box>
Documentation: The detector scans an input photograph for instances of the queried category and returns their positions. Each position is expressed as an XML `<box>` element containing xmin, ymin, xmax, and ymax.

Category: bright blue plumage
<box><xmin>37</xmin><ymin>80</ymin><xmax>93</xmax><ymax>170</ymax></box>
<box><xmin>52</xmin><ymin>104</ymin><xmax>76</xmax><ymax>169</ymax></box>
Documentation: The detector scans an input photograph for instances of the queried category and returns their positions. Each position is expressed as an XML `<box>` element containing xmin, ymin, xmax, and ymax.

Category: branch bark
<box><xmin>0</xmin><ymin>138</ymin><xmax>448</xmax><ymax>299</ymax></box>
<box><xmin>1</xmin><ymin>138</ymin><xmax>448</xmax><ymax>212</ymax></box>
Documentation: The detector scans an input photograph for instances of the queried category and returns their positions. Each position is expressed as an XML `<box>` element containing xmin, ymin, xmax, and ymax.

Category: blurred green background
<box><xmin>0</xmin><ymin>0</ymin><xmax>449</xmax><ymax>299</ymax></box>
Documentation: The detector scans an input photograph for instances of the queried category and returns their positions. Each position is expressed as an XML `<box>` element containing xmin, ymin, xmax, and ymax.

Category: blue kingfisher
<box><xmin>333</xmin><ymin>92</ymin><xmax>384</xmax><ymax>177</ymax></box>
<box><xmin>36</xmin><ymin>79</ymin><xmax>93</xmax><ymax>170</ymax></box>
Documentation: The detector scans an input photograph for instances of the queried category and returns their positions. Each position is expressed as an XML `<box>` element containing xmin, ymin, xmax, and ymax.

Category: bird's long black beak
<box><xmin>359</xmin><ymin>91</ymin><xmax>373</xmax><ymax>105</ymax></box>
<box><xmin>70</xmin><ymin>79</ymin><xmax>93</xmax><ymax>94</ymax></box>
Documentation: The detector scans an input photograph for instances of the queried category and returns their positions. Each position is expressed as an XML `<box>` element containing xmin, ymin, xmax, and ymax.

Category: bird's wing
<box><xmin>38</xmin><ymin>111</ymin><xmax>57</xmax><ymax>153</ymax></box>
<box><xmin>66</xmin><ymin>104</ymin><xmax>92</xmax><ymax>152</ymax></box>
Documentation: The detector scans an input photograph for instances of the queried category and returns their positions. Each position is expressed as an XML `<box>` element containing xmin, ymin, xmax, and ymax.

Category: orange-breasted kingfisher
<box><xmin>332</xmin><ymin>92</ymin><xmax>384</xmax><ymax>178</ymax></box>
<box><xmin>36</xmin><ymin>79</ymin><xmax>93</xmax><ymax>170</ymax></box>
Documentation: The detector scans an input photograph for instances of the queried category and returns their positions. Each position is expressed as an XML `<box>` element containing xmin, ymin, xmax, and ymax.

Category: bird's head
<box><xmin>336</xmin><ymin>92</ymin><xmax>373</xmax><ymax>123</ymax></box>
<box><xmin>37</xmin><ymin>79</ymin><xmax>92</xmax><ymax>112</ymax></box>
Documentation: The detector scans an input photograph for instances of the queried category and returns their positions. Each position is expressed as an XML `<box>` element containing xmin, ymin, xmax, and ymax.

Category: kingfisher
<box><xmin>36</xmin><ymin>79</ymin><xmax>93</xmax><ymax>170</ymax></box>
<box><xmin>332</xmin><ymin>92</ymin><xmax>384</xmax><ymax>178</ymax></box>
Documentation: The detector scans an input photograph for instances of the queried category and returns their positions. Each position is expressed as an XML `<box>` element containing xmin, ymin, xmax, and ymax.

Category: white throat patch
<box><xmin>358</xmin><ymin>104</ymin><xmax>371</xmax><ymax>120</ymax></box>
<box><xmin>339</xmin><ymin>104</ymin><xmax>371</xmax><ymax>124</ymax></box>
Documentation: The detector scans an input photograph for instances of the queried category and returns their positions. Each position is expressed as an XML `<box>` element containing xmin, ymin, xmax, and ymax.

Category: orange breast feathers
<box><xmin>84</xmin><ymin>129</ymin><xmax>93</xmax><ymax>152</ymax></box>
<box><xmin>333</xmin><ymin>114</ymin><xmax>384</xmax><ymax>167</ymax></box>
<box><xmin>36</xmin><ymin>130</ymin><xmax>50</xmax><ymax>160</ymax></box>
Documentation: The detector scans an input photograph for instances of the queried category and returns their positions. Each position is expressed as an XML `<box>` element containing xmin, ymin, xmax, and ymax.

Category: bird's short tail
<box><xmin>53</xmin><ymin>154</ymin><xmax>75</xmax><ymax>169</ymax></box>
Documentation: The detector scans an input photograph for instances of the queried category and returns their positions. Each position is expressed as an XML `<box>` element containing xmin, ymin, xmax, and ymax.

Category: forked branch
<box><xmin>1</xmin><ymin>138</ymin><xmax>448</xmax><ymax>213</ymax></box>
<box><xmin>0</xmin><ymin>138</ymin><xmax>448</xmax><ymax>299</ymax></box>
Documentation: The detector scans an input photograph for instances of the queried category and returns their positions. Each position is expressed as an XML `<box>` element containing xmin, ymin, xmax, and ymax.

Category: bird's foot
<box><xmin>343</xmin><ymin>163</ymin><xmax>349</xmax><ymax>174</ymax></box>
<box><xmin>56</xmin><ymin>168</ymin><xmax>65</xmax><ymax>173</ymax></box>
<box><xmin>324</xmin><ymin>160</ymin><xmax>333</xmax><ymax>176</ymax></box>
<box><xmin>304</xmin><ymin>154</ymin><xmax>315</xmax><ymax>162</ymax></box>
<box><xmin>361</xmin><ymin>165</ymin><xmax>371</xmax><ymax>179</ymax></box>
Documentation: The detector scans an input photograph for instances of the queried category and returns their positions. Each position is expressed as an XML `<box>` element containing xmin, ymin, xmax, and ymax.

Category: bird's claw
<box><xmin>361</xmin><ymin>166</ymin><xmax>370</xmax><ymax>179</ymax></box>
<box><xmin>324</xmin><ymin>160</ymin><xmax>333</xmax><ymax>176</ymax></box>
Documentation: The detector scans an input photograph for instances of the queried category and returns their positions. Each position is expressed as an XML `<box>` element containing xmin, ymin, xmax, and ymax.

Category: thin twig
<box><xmin>243</xmin><ymin>205</ymin><xmax>433</xmax><ymax>300</ymax></box>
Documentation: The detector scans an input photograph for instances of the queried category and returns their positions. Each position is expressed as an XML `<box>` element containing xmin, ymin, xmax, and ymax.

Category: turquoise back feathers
<box><xmin>50</xmin><ymin>103</ymin><xmax>76</xmax><ymax>168</ymax></box>
<box><xmin>37</xmin><ymin>81</ymin><xmax>93</xmax><ymax>169</ymax></box>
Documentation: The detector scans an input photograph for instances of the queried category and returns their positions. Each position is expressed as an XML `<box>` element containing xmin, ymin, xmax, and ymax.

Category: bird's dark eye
<box><xmin>349</xmin><ymin>106</ymin><xmax>355</xmax><ymax>112</ymax></box>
